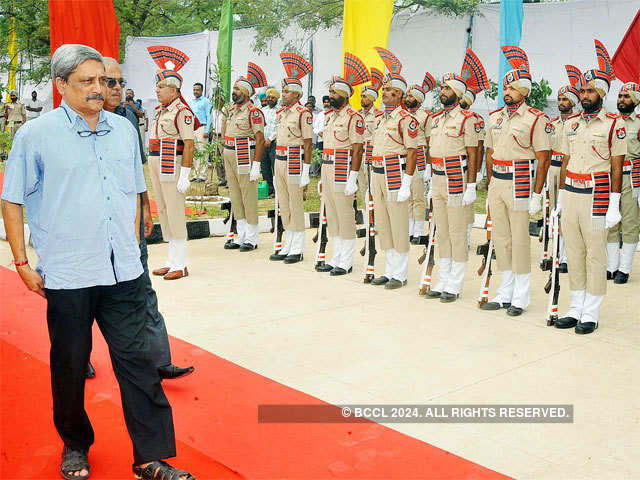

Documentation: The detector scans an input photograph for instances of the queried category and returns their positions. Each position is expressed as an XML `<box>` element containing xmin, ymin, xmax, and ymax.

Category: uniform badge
<box><xmin>355</xmin><ymin>119</ymin><xmax>365</xmax><ymax>135</ymax></box>
<box><xmin>545</xmin><ymin>122</ymin><xmax>554</xmax><ymax>134</ymax></box>
<box><xmin>407</xmin><ymin>119</ymin><xmax>418</xmax><ymax>139</ymax></box>
<box><xmin>184</xmin><ymin>115</ymin><xmax>192</xmax><ymax>125</ymax></box>
<box><xmin>306</xmin><ymin>114</ymin><xmax>313</xmax><ymax>125</ymax></box>
<box><xmin>616</xmin><ymin>127</ymin><xmax>626</xmax><ymax>139</ymax></box>
<box><xmin>567</xmin><ymin>122</ymin><xmax>579</xmax><ymax>135</ymax></box>
<box><xmin>494</xmin><ymin>117</ymin><xmax>503</xmax><ymax>129</ymax></box>
<box><xmin>251</xmin><ymin>110</ymin><xmax>263</xmax><ymax>124</ymax></box>
<box><xmin>433</xmin><ymin>117</ymin><xmax>439</xmax><ymax>128</ymax></box>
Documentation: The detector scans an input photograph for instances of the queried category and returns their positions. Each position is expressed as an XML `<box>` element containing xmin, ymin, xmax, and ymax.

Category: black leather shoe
<box><xmin>384</xmin><ymin>278</ymin><xmax>407</xmax><ymax>289</ymax></box>
<box><xmin>157</xmin><ymin>364</ymin><xmax>195</xmax><ymax>380</ymax></box>
<box><xmin>269</xmin><ymin>253</ymin><xmax>287</xmax><ymax>261</ymax></box>
<box><xmin>575</xmin><ymin>321</ymin><xmax>597</xmax><ymax>334</ymax></box>
<box><xmin>330</xmin><ymin>266</ymin><xmax>352</xmax><ymax>276</ymax></box>
<box><xmin>440</xmin><ymin>292</ymin><xmax>458</xmax><ymax>303</ymax></box>
<box><xmin>371</xmin><ymin>276</ymin><xmax>389</xmax><ymax>285</ymax></box>
<box><xmin>607</xmin><ymin>270</ymin><xmax>619</xmax><ymax>280</ymax></box>
<box><xmin>224</xmin><ymin>242</ymin><xmax>241</xmax><ymax>250</ymax></box>
<box><xmin>410</xmin><ymin>236</ymin><xmax>419</xmax><ymax>245</ymax></box>
<box><xmin>425</xmin><ymin>290</ymin><xmax>441</xmax><ymax>298</ymax></box>
<box><xmin>554</xmin><ymin>316</ymin><xmax>578</xmax><ymax>329</ymax></box>
<box><xmin>85</xmin><ymin>362</ymin><xmax>95</xmax><ymax>379</ymax></box>
<box><xmin>506</xmin><ymin>305</ymin><xmax>523</xmax><ymax>316</ymax></box>
<box><xmin>558</xmin><ymin>263</ymin><xmax>568</xmax><ymax>273</ymax></box>
<box><xmin>480</xmin><ymin>301</ymin><xmax>511</xmax><ymax>311</ymax></box>
<box><xmin>315</xmin><ymin>263</ymin><xmax>334</xmax><ymax>272</ymax></box>
<box><xmin>613</xmin><ymin>271</ymin><xmax>629</xmax><ymax>284</ymax></box>
<box><xmin>239</xmin><ymin>243</ymin><xmax>257</xmax><ymax>252</ymax></box>
<box><xmin>283</xmin><ymin>254</ymin><xmax>303</xmax><ymax>264</ymax></box>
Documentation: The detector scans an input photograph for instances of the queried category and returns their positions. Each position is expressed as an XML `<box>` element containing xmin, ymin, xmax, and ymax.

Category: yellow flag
<box><xmin>342</xmin><ymin>0</ymin><xmax>394</xmax><ymax>109</ymax></box>
<box><xmin>7</xmin><ymin>6</ymin><xmax>18</xmax><ymax>103</ymax></box>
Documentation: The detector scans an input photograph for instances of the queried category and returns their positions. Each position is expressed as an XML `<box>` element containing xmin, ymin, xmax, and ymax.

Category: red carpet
<box><xmin>0</xmin><ymin>267</ymin><xmax>512</xmax><ymax>479</ymax></box>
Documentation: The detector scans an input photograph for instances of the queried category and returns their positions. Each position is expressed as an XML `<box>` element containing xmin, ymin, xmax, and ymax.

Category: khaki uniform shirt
<box><xmin>359</xmin><ymin>107</ymin><xmax>380</xmax><ymax>143</ymax></box>
<box><xmin>560</xmin><ymin>110</ymin><xmax>627</xmax><ymax>174</ymax></box>
<box><xmin>149</xmin><ymin>98</ymin><xmax>195</xmax><ymax>179</ymax></box>
<box><xmin>223</xmin><ymin>101</ymin><xmax>265</xmax><ymax>138</ymax></box>
<box><xmin>473</xmin><ymin>112</ymin><xmax>486</xmax><ymax>142</ymax></box>
<box><xmin>407</xmin><ymin>108</ymin><xmax>430</xmax><ymax>147</ymax></box>
<box><xmin>323</xmin><ymin>105</ymin><xmax>364</xmax><ymax>149</ymax></box>
<box><xmin>276</xmin><ymin>102</ymin><xmax>313</xmax><ymax>147</ymax></box>
<box><xmin>6</xmin><ymin>101</ymin><xmax>26</xmax><ymax>122</ymax></box>
<box><xmin>549</xmin><ymin>116</ymin><xmax>566</xmax><ymax>154</ymax></box>
<box><xmin>371</xmin><ymin>105</ymin><xmax>419</xmax><ymax>157</ymax></box>
<box><xmin>429</xmin><ymin>105</ymin><xmax>478</xmax><ymax>158</ymax></box>
<box><xmin>623</xmin><ymin>114</ymin><xmax>640</xmax><ymax>161</ymax></box>
<box><xmin>485</xmin><ymin>102</ymin><xmax>550</xmax><ymax>159</ymax></box>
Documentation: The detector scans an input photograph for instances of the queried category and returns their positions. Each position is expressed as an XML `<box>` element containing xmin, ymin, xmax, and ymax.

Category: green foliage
<box><xmin>0</xmin><ymin>131</ymin><xmax>12</xmax><ymax>156</ymax></box>
<box><xmin>485</xmin><ymin>78</ymin><xmax>552</xmax><ymax>111</ymax></box>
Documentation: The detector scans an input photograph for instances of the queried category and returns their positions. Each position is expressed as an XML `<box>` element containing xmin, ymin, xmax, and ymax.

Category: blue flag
<box><xmin>498</xmin><ymin>0</ymin><xmax>524</xmax><ymax>107</ymax></box>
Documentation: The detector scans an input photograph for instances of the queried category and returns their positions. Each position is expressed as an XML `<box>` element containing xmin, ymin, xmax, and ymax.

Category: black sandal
<box><xmin>60</xmin><ymin>446</ymin><xmax>90</xmax><ymax>480</ymax></box>
<box><xmin>133</xmin><ymin>460</ymin><xmax>195</xmax><ymax>480</ymax></box>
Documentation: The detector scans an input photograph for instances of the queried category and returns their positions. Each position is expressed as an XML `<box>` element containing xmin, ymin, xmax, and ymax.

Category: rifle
<box><xmin>269</xmin><ymin>192</ymin><xmax>284</xmax><ymax>254</ymax></box>
<box><xmin>361</xmin><ymin>185</ymin><xmax>377</xmax><ymax>283</ymax></box>
<box><xmin>539</xmin><ymin>174</ymin><xmax>552</xmax><ymax>271</ymax></box>
<box><xmin>417</xmin><ymin>198</ymin><xmax>436</xmax><ymax>295</ymax></box>
<box><xmin>544</xmin><ymin>177</ymin><xmax>560</xmax><ymax>326</ymax></box>
<box><xmin>313</xmin><ymin>182</ymin><xmax>329</xmax><ymax>270</ymax></box>
<box><xmin>222</xmin><ymin>201</ymin><xmax>237</xmax><ymax>247</ymax></box>
<box><xmin>477</xmin><ymin>209</ymin><xmax>494</xmax><ymax>307</ymax></box>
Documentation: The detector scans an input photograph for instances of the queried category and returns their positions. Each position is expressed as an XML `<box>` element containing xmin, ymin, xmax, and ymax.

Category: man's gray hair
<box><xmin>51</xmin><ymin>44</ymin><xmax>104</xmax><ymax>81</ymax></box>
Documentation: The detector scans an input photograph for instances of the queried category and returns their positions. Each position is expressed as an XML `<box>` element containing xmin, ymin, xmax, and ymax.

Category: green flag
<box><xmin>217</xmin><ymin>0</ymin><xmax>233</xmax><ymax>102</ymax></box>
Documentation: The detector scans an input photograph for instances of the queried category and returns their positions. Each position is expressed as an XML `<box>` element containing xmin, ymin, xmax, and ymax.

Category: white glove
<box><xmin>476</xmin><ymin>171</ymin><xmax>483</xmax><ymax>183</ymax></box>
<box><xmin>528</xmin><ymin>191</ymin><xmax>543</xmax><ymax>215</ymax></box>
<box><xmin>300</xmin><ymin>163</ymin><xmax>311</xmax><ymax>187</ymax></box>
<box><xmin>249</xmin><ymin>161</ymin><xmax>260</xmax><ymax>182</ymax></box>
<box><xmin>462</xmin><ymin>182</ymin><xmax>477</xmax><ymax>206</ymax></box>
<box><xmin>423</xmin><ymin>164</ymin><xmax>432</xmax><ymax>184</ymax></box>
<box><xmin>605</xmin><ymin>192</ymin><xmax>622</xmax><ymax>229</ymax></box>
<box><xmin>344</xmin><ymin>170</ymin><xmax>359</xmax><ymax>196</ymax></box>
<box><xmin>397</xmin><ymin>173</ymin><xmax>413</xmax><ymax>202</ymax></box>
<box><xmin>176</xmin><ymin>166</ymin><xmax>191</xmax><ymax>194</ymax></box>
<box><xmin>551</xmin><ymin>189</ymin><xmax>563</xmax><ymax>218</ymax></box>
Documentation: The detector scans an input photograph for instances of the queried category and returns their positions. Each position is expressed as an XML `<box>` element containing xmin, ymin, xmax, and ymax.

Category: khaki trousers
<box><xmin>607</xmin><ymin>175</ymin><xmax>640</xmax><ymax>244</ymax></box>
<box><xmin>371</xmin><ymin>171</ymin><xmax>409</xmax><ymax>254</ymax></box>
<box><xmin>148</xmin><ymin>157</ymin><xmax>187</xmax><ymax>240</ymax></box>
<box><xmin>223</xmin><ymin>148</ymin><xmax>258</xmax><ymax>225</ymax></box>
<box><xmin>274</xmin><ymin>158</ymin><xmax>305</xmax><ymax>231</ymax></box>
<box><xmin>409</xmin><ymin>173</ymin><xmax>426</xmax><ymax>221</ymax></box>
<box><xmin>321</xmin><ymin>163</ymin><xmax>356</xmax><ymax>239</ymax></box>
<box><xmin>563</xmin><ymin>190</ymin><xmax>607</xmax><ymax>295</ymax></box>
<box><xmin>488</xmin><ymin>177</ymin><xmax>531</xmax><ymax>274</ymax></box>
<box><xmin>432</xmin><ymin>174</ymin><xmax>469</xmax><ymax>261</ymax></box>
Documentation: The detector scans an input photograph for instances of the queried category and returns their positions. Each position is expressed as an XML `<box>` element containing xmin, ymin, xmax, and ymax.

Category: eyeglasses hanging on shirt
<box><xmin>77</xmin><ymin>129</ymin><xmax>111</xmax><ymax>137</ymax></box>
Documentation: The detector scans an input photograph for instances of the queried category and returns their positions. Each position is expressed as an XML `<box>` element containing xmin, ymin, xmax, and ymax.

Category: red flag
<box><xmin>612</xmin><ymin>9</ymin><xmax>640</xmax><ymax>83</ymax></box>
<box><xmin>48</xmin><ymin>0</ymin><xmax>120</xmax><ymax>107</ymax></box>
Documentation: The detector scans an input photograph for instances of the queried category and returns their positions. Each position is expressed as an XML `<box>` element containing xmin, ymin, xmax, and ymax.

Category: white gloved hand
<box><xmin>605</xmin><ymin>192</ymin><xmax>622</xmax><ymax>228</ymax></box>
<box><xmin>176</xmin><ymin>166</ymin><xmax>191</xmax><ymax>194</ymax></box>
<box><xmin>344</xmin><ymin>170</ymin><xmax>359</xmax><ymax>196</ymax></box>
<box><xmin>462</xmin><ymin>182</ymin><xmax>477</xmax><ymax>206</ymax></box>
<box><xmin>423</xmin><ymin>164</ymin><xmax>432</xmax><ymax>184</ymax></box>
<box><xmin>476</xmin><ymin>171</ymin><xmax>483</xmax><ymax>183</ymax></box>
<box><xmin>300</xmin><ymin>163</ymin><xmax>311</xmax><ymax>187</ymax></box>
<box><xmin>397</xmin><ymin>173</ymin><xmax>413</xmax><ymax>202</ymax></box>
<box><xmin>528</xmin><ymin>191</ymin><xmax>543</xmax><ymax>215</ymax></box>
<box><xmin>249</xmin><ymin>161</ymin><xmax>260</xmax><ymax>182</ymax></box>
<box><xmin>551</xmin><ymin>189</ymin><xmax>563</xmax><ymax>218</ymax></box>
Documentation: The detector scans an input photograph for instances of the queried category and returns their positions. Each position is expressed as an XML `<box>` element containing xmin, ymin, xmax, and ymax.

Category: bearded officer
<box><xmin>357</xmin><ymin>68</ymin><xmax>384</xmax><ymax>204</ymax></box>
<box><xmin>426</xmin><ymin>71</ymin><xmax>478</xmax><ymax>302</ymax></box>
<box><xmin>553</xmin><ymin>41</ymin><xmax>625</xmax><ymax>334</ymax></box>
<box><xmin>316</xmin><ymin>54</ymin><xmax>368</xmax><ymax>275</ymax></box>
<box><xmin>369</xmin><ymin>47</ymin><xmax>418</xmax><ymax>289</ymax></box>
<box><xmin>269</xmin><ymin>52</ymin><xmax>313</xmax><ymax>264</ymax></box>
<box><xmin>147</xmin><ymin>46</ymin><xmax>198</xmax><ymax>280</ymax></box>
<box><xmin>482</xmin><ymin>46</ymin><xmax>550</xmax><ymax>315</ymax></box>
<box><xmin>222</xmin><ymin>63</ymin><xmax>267</xmax><ymax>251</ymax></box>
<box><xmin>605</xmin><ymin>80</ymin><xmax>640</xmax><ymax>283</ymax></box>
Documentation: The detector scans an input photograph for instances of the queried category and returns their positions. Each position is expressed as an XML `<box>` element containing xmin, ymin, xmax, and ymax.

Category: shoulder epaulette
<box><xmin>155</xmin><ymin>105</ymin><xmax>162</xmax><ymax>110</ymax></box>
<box><xmin>528</xmin><ymin>107</ymin><xmax>545</xmax><ymax>117</ymax></box>
<box><xmin>567</xmin><ymin>112</ymin><xmax>581</xmax><ymax>119</ymax></box>
<box><xmin>424</xmin><ymin>109</ymin><xmax>433</xmax><ymax>116</ymax></box>
<box><xmin>248</xmin><ymin>103</ymin><xmax>260</xmax><ymax>113</ymax></box>
<box><xmin>432</xmin><ymin>110</ymin><xmax>444</xmax><ymax>118</ymax></box>
<box><xmin>606</xmin><ymin>112</ymin><xmax>620</xmax><ymax>119</ymax></box>
<box><xmin>276</xmin><ymin>106</ymin><xmax>286</xmax><ymax>114</ymax></box>
<box><xmin>398</xmin><ymin>109</ymin><xmax>411</xmax><ymax>119</ymax></box>
<box><xmin>551</xmin><ymin>116</ymin><xmax>559</xmax><ymax>122</ymax></box>
<box><xmin>296</xmin><ymin>105</ymin><xmax>307</xmax><ymax>114</ymax></box>
<box><xmin>461</xmin><ymin>109</ymin><xmax>475</xmax><ymax>118</ymax></box>
<box><xmin>346</xmin><ymin>107</ymin><xmax>359</xmax><ymax>116</ymax></box>
<box><xmin>374</xmin><ymin>109</ymin><xmax>384</xmax><ymax>117</ymax></box>
<box><xmin>490</xmin><ymin>107</ymin><xmax>504</xmax><ymax>115</ymax></box>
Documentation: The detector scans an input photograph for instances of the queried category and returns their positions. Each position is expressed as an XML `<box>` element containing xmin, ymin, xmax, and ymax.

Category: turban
<box><xmin>235</xmin><ymin>62</ymin><xmax>267</xmax><ymax>97</ymax></box>
<box><xmin>280</xmin><ymin>52</ymin><xmax>312</xmax><ymax>95</ymax></box>
<box><xmin>148</xmin><ymin>45</ymin><xmax>189</xmax><ymax>89</ymax></box>
<box><xmin>501</xmin><ymin>46</ymin><xmax>531</xmax><ymax>96</ymax></box>
<box><xmin>331</xmin><ymin>52</ymin><xmax>370</xmax><ymax>98</ymax></box>
<box><xmin>460</xmin><ymin>49</ymin><xmax>489</xmax><ymax>106</ymax></box>
<box><xmin>557</xmin><ymin>85</ymin><xmax>580</xmax><ymax>106</ymax></box>
<box><xmin>375</xmin><ymin>47</ymin><xmax>406</xmax><ymax>93</ymax></box>
<box><xmin>620</xmin><ymin>82</ymin><xmax>640</xmax><ymax>105</ymax></box>
<box><xmin>266</xmin><ymin>88</ymin><xmax>280</xmax><ymax>99</ymax></box>
<box><xmin>362</xmin><ymin>67</ymin><xmax>384</xmax><ymax>101</ymax></box>
<box><xmin>442</xmin><ymin>72</ymin><xmax>467</xmax><ymax>99</ymax></box>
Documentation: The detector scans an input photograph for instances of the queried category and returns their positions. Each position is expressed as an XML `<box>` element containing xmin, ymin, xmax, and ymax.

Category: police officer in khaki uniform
<box><xmin>316</xmin><ymin>53</ymin><xmax>368</xmax><ymax>275</ymax></box>
<box><xmin>146</xmin><ymin>47</ymin><xmax>196</xmax><ymax>280</ymax></box>
<box><xmin>483</xmin><ymin>46</ymin><xmax>550</xmax><ymax>316</ymax></box>
<box><xmin>222</xmin><ymin>63</ymin><xmax>267</xmax><ymax>251</ymax></box>
<box><xmin>269</xmin><ymin>52</ymin><xmax>313</xmax><ymax>264</ymax></box>
<box><xmin>4</xmin><ymin>90</ymin><xmax>26</xmax><ymax>138</ymax></box>
<box><xmin>426</xmin><ymin>71</ymin><xmax>478</xmax><ymax>302</ymax></box>
<box><xmin>404</xmin><ymin>77</ymin><xmax>434</xmax><ymax>244</ymax></box>
<box><xmin>358</xmin><ymin>68</ymin><xmax>384</xmax><ymax>204</ymax></box>
<box><xmin>369</xmin><ymin>47</ymin><xmax>419</xmax><ymax>289</ymax></box>
<box><xmin>553</xmin><ymin>52</ymin><xmax>626</xmax><ymax>334</ymax></box>
<box><xmin>605</xmin><ymin>81</ymin><xmax>640</xmax><ymax>283</ymax></box>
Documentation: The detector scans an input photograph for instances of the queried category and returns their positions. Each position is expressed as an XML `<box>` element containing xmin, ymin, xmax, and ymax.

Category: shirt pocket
<box><xmin>333</xmin><ymin>121</ymin><xmax>349</xmax><ymax>142</ymax></box>
<box><xmin>591</xmin><ymin>133</ymin><xmax>610</xmax><ymax>159</ymax></box>
<box><xmin>110</xmin><ymin>148</ymin><xmax>137</xmax><ymax>194</ymax></box>
<box><xmin>510</xmin><ymin>122</ymin><xmax>531</xmax><ymax>148</ymax></box>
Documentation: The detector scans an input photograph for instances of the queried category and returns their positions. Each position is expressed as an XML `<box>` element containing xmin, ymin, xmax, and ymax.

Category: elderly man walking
<box><xmin>1</xmin><ymin>44</ymin><xmax>194</xmax><ymax>480</ymax></box>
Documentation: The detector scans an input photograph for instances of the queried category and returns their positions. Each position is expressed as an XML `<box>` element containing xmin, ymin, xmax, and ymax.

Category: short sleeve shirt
<box><xmin>323</xmin><ymin>106</ymin><xmax>364</xmax><ymax>149</ymax></box>
<box><xmin>429</xmin><ymin>105</ymin><xmax>478</xmax><ymax>158</ymax></box>
<box><xmin>224</xmin><ymin>101</ymin><xmax>265</xmax><ymax>138</ymax></box>
<box><xmin>275</xmin><ymin>103</ymin><xmax>313</xmax><ymax>147</ymax></box>
<box><xmin>371</xmin><ymin>105</ymin><xmax>419</xmax><ymax>157</ymax></box>
<box><xmin>485</xmin><ymin>103</ymin><xmax>550</xmax><ymax>159</ymax></box>
<box><xmin>150</xmin><ymin>97</ymin><xmax>195</xmax><ymax>142</ymax></box>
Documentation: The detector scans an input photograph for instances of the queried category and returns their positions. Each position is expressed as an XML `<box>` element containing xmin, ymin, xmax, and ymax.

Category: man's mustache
<box><xmin>86</xmin><ymin>94</ymin><xmax>104</xmax><ymax>101</ymax></box>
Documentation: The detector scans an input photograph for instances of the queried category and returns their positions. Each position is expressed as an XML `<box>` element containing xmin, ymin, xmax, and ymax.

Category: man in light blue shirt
<box><xmin>1</xmin><ymin>44</ymin><xmax>193</xmax><ymax>480</ymax></box>
<box><xmin>261</xmin><ymin>87</ymin><xmax>279</xmax><ymax>196</ymax></box>
<box><xmin>190</xmin><ymin>82</ymin><xmax>212</xmax><ymax>181</ymax></box>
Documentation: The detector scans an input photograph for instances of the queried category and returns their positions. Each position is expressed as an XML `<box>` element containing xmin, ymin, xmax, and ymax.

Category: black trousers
<box><xmin>261</xmin><ymin>141</ymin><xmax>276</xmax><ymax>195</ymax></box>
<box><xmin>45</xmin><ymin>275</ymin><xmax>176</xmax><ymax>464</ymax></box>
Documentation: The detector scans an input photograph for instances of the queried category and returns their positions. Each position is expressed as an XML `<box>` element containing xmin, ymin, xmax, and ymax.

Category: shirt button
<box><xmin>107</xmin><ymin>196</ymin><xmax>110</xmax><ymax>200</ymax></box>
<box><xmin>103</xmin><ymin>176</ymin><xmax>107</xmax><ymax>180</ymax></box>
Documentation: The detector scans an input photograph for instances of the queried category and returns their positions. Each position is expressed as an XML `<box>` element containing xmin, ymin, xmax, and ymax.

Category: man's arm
<box><xmin>532</xmin><ymin>149</ymin><xmax>550</xmax><ymax>194</ymax></box>
<box><xmin>127</xmin><ymin>101</ymin><xmax>144</xmax><ymax>118</ymax></box>
<box><xmin>485</xmin><ymin>147</ymin><xmax>494</xmax><ymax>184</ymax></box>
<box><xmin>254</xmin><ymin>130</ymin><xmax>265</xmax><ymax>165</ymax></box>
<box><xmin>303</xmin><ymin>138</ymin><xmax>312</xmax><ymax>164</ymax></box>
<box><xmin>182</xmin><ymin>139</ymin><xmax>194</xmax><ymax>168</ymax></box>
<box><xmin>465</xmin><ymin>145</ymin><xmax>477</xmax><ymax>182</ymax></box>
<box><xmin>142</xmin><ymin>191</ymin><xmax>154</xmax><ymax>237</ymax></box>
<box><xmin>1</xmin><ymin>200</ymin><xmax>44</xmax><ymax>297</ymax></box>
<box><xmin>610</xmin><ymin>155</ymin><xmax>624</xmax><ymax>194</ymax></box>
